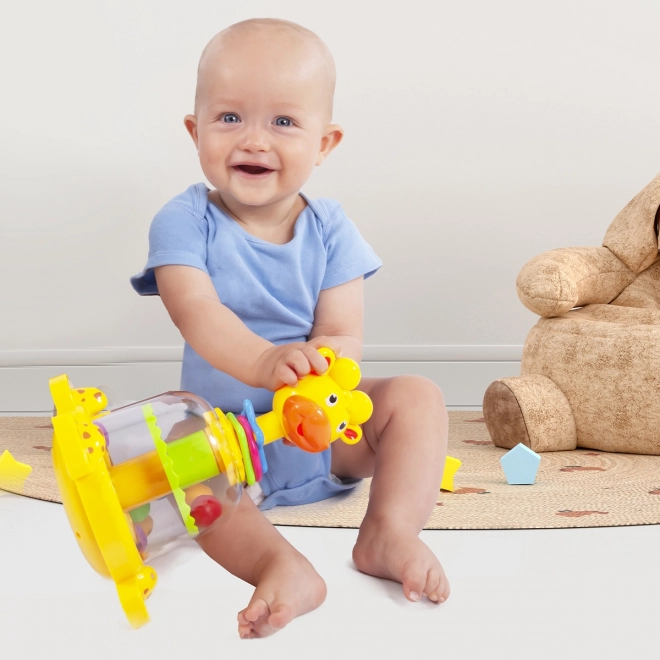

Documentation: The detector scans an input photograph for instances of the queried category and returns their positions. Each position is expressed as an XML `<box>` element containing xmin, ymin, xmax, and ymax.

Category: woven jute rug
<box><xmin>2</xmin><ymin>412</ymin><xmax>660</xmax><ymax>529</ymax></box>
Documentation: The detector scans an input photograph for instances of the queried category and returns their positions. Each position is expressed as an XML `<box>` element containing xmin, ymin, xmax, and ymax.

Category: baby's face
<box><xmin>186</xmin><ymin>31</ymin><xmax>341</xmax><ymax>212</ymax></box>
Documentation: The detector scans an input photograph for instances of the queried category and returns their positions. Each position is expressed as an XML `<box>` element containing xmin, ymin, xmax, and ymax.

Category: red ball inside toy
<box><xmin>190</xmin><ymin>494</ymin><xmax>222</xmax><ymax>528</ymax></box>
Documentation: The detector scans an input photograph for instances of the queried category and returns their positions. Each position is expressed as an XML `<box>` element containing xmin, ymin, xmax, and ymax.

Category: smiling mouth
<box><xmin>235</xmin><ymin>164</ymin><xmax>272</xmax><ymax>175</ymax></box>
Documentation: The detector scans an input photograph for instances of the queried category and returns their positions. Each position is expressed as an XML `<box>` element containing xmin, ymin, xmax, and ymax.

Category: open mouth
<box><xmin>235</xmin><ymin>164</ymin><xmax>272</xmax><ymax>175</ymax></box>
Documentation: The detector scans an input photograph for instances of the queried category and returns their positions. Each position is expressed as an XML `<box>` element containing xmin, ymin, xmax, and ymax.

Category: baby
<box><xmin>131</xmin><ymin>18</ymin><xmax>449</xmax><ymax>638</ymax></box>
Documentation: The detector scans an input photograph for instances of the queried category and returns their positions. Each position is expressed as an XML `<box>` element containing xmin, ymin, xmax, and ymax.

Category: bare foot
<box><xmin>237</xmin><ymin>550</ymin><xmax>327</xmax><ymax>638</ymax></box>
<box><xmin>352</xmin><ymin>519</ymin><xmax>450</xmax><ymax>604</ymax></box>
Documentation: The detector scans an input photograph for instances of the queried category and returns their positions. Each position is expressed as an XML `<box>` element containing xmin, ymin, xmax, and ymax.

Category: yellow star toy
<box><xmin>440</xmin><ymin>456</ymin><xmax>462</xmax><ymax>492</ymax></box>
<box><xmin>0</xmin><ymin>450</ymin><xmax>33</xmax><ymax>494</ymax></box>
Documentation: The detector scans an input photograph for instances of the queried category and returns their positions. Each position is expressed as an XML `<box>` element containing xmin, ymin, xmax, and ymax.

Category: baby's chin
<box><xmin>215</xmin><ymin>180</ymin><xmax>302</xmax><ymax>210</ymax></box>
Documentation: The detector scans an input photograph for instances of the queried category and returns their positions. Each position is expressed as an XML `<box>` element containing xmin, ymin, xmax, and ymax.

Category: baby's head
<box><xmin>185</xmin><ymin>19</ymin><xmax>343</xmax><ymax>212</ymax></box>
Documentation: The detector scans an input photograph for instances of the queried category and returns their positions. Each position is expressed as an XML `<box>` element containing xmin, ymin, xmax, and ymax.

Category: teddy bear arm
<box><xmin>515</xmin><ymin>247</ymin><xmax>635</xmax><ymax>317</ymax></box>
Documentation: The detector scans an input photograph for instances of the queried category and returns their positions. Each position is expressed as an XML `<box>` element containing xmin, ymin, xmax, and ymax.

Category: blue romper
<box><xmin>131</xmin><ymin>183</ymin><xmax>382</xmax><ymax>510</ymax></box>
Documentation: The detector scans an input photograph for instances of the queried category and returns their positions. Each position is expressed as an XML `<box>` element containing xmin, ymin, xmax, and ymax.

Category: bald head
<box><xmin>194</xmin><ymin>19</ymin><xmax>336</xmax><ymax>121</ymax></box>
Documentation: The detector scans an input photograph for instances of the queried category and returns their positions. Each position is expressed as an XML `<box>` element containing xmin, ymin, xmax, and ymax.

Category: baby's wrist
<box><xmin>247</xmin><ymin>344</ymin><xmax>275</xmax><ymax>389</ymax></box>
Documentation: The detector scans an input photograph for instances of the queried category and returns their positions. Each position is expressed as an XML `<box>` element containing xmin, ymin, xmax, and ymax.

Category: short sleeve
<box><xmin>130</xmin><ymin>200</ymin><xmax>209</xmax><ymax>295</ymax></box>
<box><xmin>319</xmin><ymin>203</ymin><xmax>382</xmax><ymax>290</ymax></box>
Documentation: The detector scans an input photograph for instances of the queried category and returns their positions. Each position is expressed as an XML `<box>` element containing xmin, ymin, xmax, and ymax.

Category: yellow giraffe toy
<box><xmin>50</xmin><ymin>347</ymin><xmax>460</xmax><ymax>628</ymax></box>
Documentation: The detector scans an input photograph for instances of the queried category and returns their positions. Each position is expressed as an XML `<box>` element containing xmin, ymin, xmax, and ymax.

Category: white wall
<box><xmin>2</xmin><ymin>0</ymin><xmax>659</xmax><ymax>410</ymax></box>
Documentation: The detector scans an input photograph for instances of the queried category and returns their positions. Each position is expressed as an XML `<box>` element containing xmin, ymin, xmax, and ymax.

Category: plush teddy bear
<box><xmin>483</xmin><ymin>173</ymin><xmax>660</xmax><ymax>455</ymax></box>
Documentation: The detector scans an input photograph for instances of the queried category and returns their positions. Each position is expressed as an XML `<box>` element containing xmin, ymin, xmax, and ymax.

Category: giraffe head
<box><xmin>272</xmin><ymin>348</ymin><xmax>373</xmax><ymax>453</ymax></box>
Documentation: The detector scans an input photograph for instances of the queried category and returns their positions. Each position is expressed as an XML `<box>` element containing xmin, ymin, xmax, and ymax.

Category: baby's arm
<box><xmin>155</xmin><ymin>265</ymin><xmax>341</xmax><ymax>390</ymax></box>
<box><xmin>309</xmin><ymin>276</ymin><xmax>364</xmax><ymax>362</ymax></box>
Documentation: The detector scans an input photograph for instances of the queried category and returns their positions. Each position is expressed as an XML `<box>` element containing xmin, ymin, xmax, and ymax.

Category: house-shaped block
<box><xmin>500</xmin><ymin>443</ymin><xmax>540</xmax><ymax>485</ymax></box>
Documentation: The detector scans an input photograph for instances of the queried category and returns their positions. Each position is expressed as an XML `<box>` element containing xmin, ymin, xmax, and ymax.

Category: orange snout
<box><xmin>282</xmin><ymin>395</ymin><xmax>332</xmax><ymax>453</ymax></box>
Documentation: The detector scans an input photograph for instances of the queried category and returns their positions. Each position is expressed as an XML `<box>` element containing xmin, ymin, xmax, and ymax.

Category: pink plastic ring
<box><xmin>237</xmin><ymin>415</ymin><xmax>262</xmax><ymax>482</ymax></box>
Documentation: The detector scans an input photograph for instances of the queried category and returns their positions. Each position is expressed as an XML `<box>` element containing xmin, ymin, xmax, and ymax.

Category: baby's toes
<box><xmin>401</xmin><ymin>561</ymin><xmax>429</xmax><ymax>602</ymax></box>
<box><xmin>238</xmin><ymin>598</ymin><xmax>295</xmax><ymax>638</ymax></box>
<box><xmin>241</xmin><ymin>597</ymin><xmax>271</xmax><ymax>624</ymax></box>
<box><xmin>423</xmin><ymin>569</ymin><xmax>449</xmax><ymax>603</ymax></box>
<box><xmin>237</xmin><ymin>598</ymin><xmax>271</xmax><ymax>638</ymax></box>
<box><xmin>439</xmin><ymin>577</ymin><xmax>451</xmax><ymax>602</ymax></box>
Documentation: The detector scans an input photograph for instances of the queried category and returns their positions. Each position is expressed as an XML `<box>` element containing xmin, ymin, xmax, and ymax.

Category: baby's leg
<box><xmin>331</xmin><ymin>375</ymin><xmax>450</xmax><ymax>603</ymax></box>
<box><xmin>197</xmin><ymin>492</ymin><xmax>326</xmax><ymax>638</ymax></box>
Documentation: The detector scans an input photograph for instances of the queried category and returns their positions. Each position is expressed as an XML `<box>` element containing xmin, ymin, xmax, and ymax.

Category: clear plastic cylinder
<box><xmin>93</xmin><ymin>391</ymin><xmax>241</xmax><ymax>561</ymax></box>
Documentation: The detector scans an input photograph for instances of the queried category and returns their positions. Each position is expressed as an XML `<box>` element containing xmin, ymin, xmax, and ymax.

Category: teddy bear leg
<box><xmin>483</xmin><ymin>375</ymin><xmax>577</xmax><ymax>452</ymax></box>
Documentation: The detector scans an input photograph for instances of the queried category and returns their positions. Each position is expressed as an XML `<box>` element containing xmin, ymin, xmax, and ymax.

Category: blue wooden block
<box><xmin>500</xmin><ymin>443</ymin><xmax>541</xmax><ymax>485</ymax></box>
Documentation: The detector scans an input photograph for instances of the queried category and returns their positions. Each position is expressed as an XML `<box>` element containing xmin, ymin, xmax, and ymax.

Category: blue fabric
<box><xmin>131</xmin><ymin>183</ymin><xmax>381</xmax><ymax>509</ymax></box>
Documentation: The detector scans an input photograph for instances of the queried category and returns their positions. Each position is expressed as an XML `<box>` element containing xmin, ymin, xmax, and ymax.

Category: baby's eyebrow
<box><xmin>271</xmin><ymin>102</ymin><xmax>305</xmax><ymax>112</ymax></box>
<box><xmin>204</xmin><ymin>99</ymin><xmax>305</xmax><ymax>114</ymax></box>
<box><xmin>205</xmin><ymin>97</ymin><xmax>243</xmax><ymax>109</ymax></box>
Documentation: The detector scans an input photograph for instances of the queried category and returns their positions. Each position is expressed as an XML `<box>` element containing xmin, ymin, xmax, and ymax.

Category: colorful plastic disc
<box><xmin>209</xmin><ymin>409</ymin><xmax>246</xmax><ymax>484</ymax></box>
<box><xmin>237</xmin><ymin>415</ymin><xmax>262</xmax><ymax>482</ymax></box>
<box><xmin>241</xmin><ymin>399</ymin><xmax>268</xmax><ymax>473</ymax></box>
<box><xmin>226</xmin><ymin>413</ymin><xmax>256</xmax><ymax>485</ymax></box>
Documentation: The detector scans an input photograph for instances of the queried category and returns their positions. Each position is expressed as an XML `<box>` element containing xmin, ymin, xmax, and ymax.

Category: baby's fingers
<box><xmin>300</xmin><ymin>344</ymin><xmax>334</xmax><ymax>375</ymax></box>
<box><xmin>307</xmin><ymin>336</ymin><xmax>343</xmax><ymax>360</ymax></box>
<box><xmin>276</xmin><ymin>347</ymin><xmax>318</xmax><ymax>384</ymax></box>
<box><xmin>274</xmin><ymin>361</ymin><xmax>301</xmax><ymax>388</ymax></box>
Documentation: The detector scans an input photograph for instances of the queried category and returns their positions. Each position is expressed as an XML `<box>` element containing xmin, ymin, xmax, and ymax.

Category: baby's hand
<box><xmin>254</xmin><ymin>336</ymin><xmax>342</xmax><ymax>391</ymax></box>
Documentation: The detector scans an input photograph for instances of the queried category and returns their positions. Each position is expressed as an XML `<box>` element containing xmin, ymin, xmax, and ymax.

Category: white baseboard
<box><xmin>0</xmin><ymin>345</ymin><xmax>522</xmax><ymax>413</ymax></box>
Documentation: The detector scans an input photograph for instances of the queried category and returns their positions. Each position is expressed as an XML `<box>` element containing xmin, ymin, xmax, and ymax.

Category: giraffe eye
<box><xmin>326</xmin><ymin>394</ymin><xmax>338</xmax><ymax>407</ymax></box>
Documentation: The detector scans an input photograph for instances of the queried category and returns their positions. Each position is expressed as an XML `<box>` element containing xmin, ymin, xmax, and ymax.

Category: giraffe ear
<box><xmin>316</xmin><ymin>347</ymin><xmax>336</xmax><ymax>372</ymax></box>
<box><xmin>329</xmin><ymin>357</ymin><xmax>361</xmax><ymax>391</ymax></box>
<box><xmin>72</xmin><ymin>388</ymin><xmax>107</xmax><ymax>415</ymax></box>
<box><xmin>346</xmin><ymin>390</ymin><xmax>373</xmax><ymax>425</ymax></box>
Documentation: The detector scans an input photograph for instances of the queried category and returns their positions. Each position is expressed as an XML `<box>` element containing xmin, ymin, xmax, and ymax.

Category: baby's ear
<box><xmin>316</xmin><ymin>124</ymin><xmax>344</xmax><ymax>166</ymax></box>
<box><xmin>183</xmin><ymin>114</ymin><xmax>199</xmax><ymax>147</ymax></box>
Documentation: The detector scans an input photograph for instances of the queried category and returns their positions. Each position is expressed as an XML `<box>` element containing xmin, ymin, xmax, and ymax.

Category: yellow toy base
<box><xmin>50</xmin><ymin>374</ymin><xmax>157</xmax><ymax>628</ymax></box>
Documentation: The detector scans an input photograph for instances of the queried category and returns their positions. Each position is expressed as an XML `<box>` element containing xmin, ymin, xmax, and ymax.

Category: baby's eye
<box><xmin>274</xmin><ymin>116</ymin><xmax>292</xmax><ymax>127</ymax></box>
<box><xmin>326</xmin><ymin>394</ymin><xmax>338</xmax><ymax>407</ymax></box>
<box><xmin>336</xmin><ymin>421</ymin><xmax>347</xmax><ymax>433</ymax></box>
<box><xmin>222</xmin><ymin>113</ymin><xmax>240</xmax><ymax>123</ymax></box>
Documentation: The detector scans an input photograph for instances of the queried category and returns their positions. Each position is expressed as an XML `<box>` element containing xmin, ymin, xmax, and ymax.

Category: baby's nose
<box><xmin>238</xmin><ymin>125</ymin><xmax>271</xmax><ymax>152</ymax></box>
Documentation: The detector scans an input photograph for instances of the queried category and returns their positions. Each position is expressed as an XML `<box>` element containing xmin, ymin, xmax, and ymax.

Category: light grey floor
<box><xmin>1</xmin><ymin>491</ymin><xmax>657</xmax><ymax>660</ymax></box>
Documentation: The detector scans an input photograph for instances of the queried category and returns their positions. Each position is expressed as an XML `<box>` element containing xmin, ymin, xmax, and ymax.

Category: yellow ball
<box><xmin>184</xmin><ymin>483</ymin><xmax>213</xmax><ymax>506</ymax></box>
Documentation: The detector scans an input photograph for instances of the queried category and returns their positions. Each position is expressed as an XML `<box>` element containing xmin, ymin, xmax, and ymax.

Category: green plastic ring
<box><xmin>142</xmin><ymin>404</ymin><xmax>198</xmax><ymax>535</ymax></box>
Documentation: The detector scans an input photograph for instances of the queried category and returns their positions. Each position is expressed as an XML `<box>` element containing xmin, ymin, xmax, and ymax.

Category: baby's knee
<box><xmin>386</xmin><ymin>374</ymin><xmax>447</xmax><ymax>414</ymax></box>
